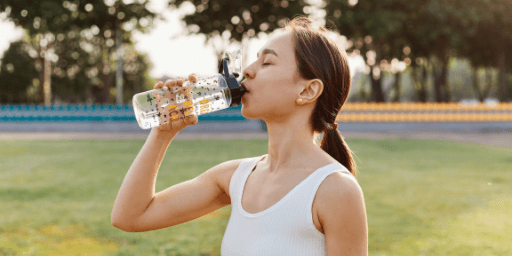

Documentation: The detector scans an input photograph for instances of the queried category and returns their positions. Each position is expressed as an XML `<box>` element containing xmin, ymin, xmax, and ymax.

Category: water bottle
<box><xmin>132</xmin><ymin>49</ymin><xmax>247</xmax><ymax>130</ymax></box>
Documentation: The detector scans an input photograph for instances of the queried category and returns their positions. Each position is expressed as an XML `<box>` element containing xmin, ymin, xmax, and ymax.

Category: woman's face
<box><xmin>241</xmin><ymin>30</ymin><xmax>306</xmax><ymax>121</ymax></box>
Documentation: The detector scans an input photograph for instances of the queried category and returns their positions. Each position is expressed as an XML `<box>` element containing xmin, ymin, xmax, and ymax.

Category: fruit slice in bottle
<box><xmin>132</xmin><ymin>74</ymin><xmax>232</xmax><ymax>129</ymax></box>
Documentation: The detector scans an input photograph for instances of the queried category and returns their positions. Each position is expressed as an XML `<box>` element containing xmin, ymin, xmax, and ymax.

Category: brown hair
<box><xmin>285</xmin><ymin>17</ymin><xmax>356</xmax><ymax>176</ymax></box>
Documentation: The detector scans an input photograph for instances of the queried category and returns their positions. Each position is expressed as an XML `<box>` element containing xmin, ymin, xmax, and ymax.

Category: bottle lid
<box><xmin>220</xmin><ymin>57</ymin><xmax>247</xmax><ymax>107</ymax></box>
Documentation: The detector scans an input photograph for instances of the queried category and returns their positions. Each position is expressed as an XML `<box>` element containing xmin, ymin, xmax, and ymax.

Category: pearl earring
<box><xmin>297</xmin><ymin>98</ymin><xmax>303</xmax><ymax>104</ymax></box>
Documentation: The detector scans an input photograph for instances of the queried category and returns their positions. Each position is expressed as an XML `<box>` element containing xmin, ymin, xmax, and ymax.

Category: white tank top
<box><xmin>221</xmin><ymin>154</ymin><xmax>354</xmax><ymax>256</ymax></box>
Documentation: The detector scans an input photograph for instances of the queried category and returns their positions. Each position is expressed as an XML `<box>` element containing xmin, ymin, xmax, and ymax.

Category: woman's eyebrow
<box><xmin>256</xmin><ymin>48</ymin><xmax>279</xmax><ymax>58</ymax></box>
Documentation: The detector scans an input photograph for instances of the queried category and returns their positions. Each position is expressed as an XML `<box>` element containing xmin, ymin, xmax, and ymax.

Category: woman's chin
<box><xmin>240</xmin><ymin>105</ymin><xmax>258</xmax><ymax>119</ymax></box>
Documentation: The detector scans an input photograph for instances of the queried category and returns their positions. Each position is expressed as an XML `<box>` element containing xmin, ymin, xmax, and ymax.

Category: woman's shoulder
<box><xmin>208</xmin><ymin>155</ymin><xmax>266</xmax><ymax>198</ymax></box>
<box><xmin>319</xmin><ymin>170</ymin><xmax>361</xmax><ymax>196</ymax></box>
<box><xmin>212</xmin><ymin>155</ymin><xmax>264</xmax><ymax>174</ymax></box>
<box><xmin>315</xmin><ymin>169</ymin><xmax>364</xmax><ymax>216</ymax></box>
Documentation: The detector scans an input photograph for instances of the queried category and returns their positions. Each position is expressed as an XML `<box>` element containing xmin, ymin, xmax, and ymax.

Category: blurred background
<box><xmin>0</xmin><ymin>0</ymin><xmax>511</xmax><ymax>134</ymax></box>
<box><xmin>1</xmin><ymin>0</ymin><xmax>512</xmax><ymax>105</ymax></box>
<box><xmin>1</xmin><ymin>0</ymin><xmax>512</xmax><ymax>255</ymax></box>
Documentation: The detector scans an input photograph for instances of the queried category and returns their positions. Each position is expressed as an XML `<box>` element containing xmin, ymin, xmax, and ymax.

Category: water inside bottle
<box><xmin>133</xmin><ymin>74</ymin><xmax>231</xmax><ymax>129</ymax></box>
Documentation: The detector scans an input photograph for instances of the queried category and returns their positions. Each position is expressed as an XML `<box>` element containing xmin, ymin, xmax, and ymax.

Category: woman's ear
<box><xmin>298</xmin><ymin>79</ymin><xmax>323</xmax><ymax>104</ymax></box>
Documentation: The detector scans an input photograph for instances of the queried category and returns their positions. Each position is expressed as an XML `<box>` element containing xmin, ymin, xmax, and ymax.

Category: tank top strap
<box><xmin>229</xmin><ymin>154</ymin><xmax>267</xmax><ymax>203</ymax></box>
<box><xmin>309</xmin><ymin>163</ymin><xmax>352</xmax><ymax>187</ymax></box>
<box><xmin>303</xmin><ymin>163</ymin><xmax>353</xmax><ymax>222</ymax></box>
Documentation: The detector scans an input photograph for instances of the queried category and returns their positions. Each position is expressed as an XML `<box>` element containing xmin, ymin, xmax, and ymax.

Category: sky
<box><xmin>0</xmin><ymin>0</ymin><xmax>364</xmax><ymax>80</ymax></box>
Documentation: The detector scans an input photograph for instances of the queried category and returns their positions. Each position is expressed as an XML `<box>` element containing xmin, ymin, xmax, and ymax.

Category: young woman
<box><xmin>112</xmin><ymin>16</ymin><xmax>368</xmax><ymax>255</ymax></box>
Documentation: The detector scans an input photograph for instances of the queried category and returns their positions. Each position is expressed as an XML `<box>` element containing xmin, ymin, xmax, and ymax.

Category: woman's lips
<box><xmin>241</xmin><ymin>82</ymin><xmax>249</xmax><ymax>93</ymax></box>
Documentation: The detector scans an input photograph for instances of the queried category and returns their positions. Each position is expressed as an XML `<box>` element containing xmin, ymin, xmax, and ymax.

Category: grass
<box><xmin>0</xmin><ymin>137</ymin><xmax>511</xmax><ymax>255</ymax></box>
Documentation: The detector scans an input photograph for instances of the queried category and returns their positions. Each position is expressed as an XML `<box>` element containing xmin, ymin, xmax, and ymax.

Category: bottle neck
<box><xmin>226</xmin><ymin>76</ymin><xmax>246</xmax><ymax>107</ymax></box>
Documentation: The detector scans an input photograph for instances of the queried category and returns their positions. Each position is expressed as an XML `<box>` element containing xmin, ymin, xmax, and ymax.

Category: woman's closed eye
<box><xmin>262</xmin><ymin>62</ymin><xmax>271</xmax><ymax>66</ymax></box>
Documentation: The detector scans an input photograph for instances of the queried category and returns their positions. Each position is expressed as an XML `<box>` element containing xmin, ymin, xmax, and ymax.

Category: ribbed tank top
<box><xmin>221</xmin><ymin>154</ymin><xmax>354</xmax><ymax>256</ymax></box>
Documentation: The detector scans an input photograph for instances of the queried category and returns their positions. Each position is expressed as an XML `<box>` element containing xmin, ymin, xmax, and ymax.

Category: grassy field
<box><xmin>0</xmin><ymin>137</ymin><xmax>511</xmax><ymax>255</ymax></box>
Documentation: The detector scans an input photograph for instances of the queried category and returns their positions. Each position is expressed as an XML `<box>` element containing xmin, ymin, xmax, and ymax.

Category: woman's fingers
<box><xmin>164</xmin><ymin>79</ymin><xmax>177</xmax><ymax>89</ymax></box>
<box><xmin>176</xmin><ymin>77</ymin><xmax>184</xmax><ymax>86</ymax></box>
<box><xmin>188</xmin><ymin>74</ymin><xmax>197</xmax><ymax>83</ymax></box>
<box><xmin>158</xmin><ymin>74</ymin><xmax>196</xmax><ymax>91</ymax></box>
<box><xmin>153</xmin><ymin>81</ymin><xmax>164</xmax><ymax>90</ymax></box>
<box><xmin>154</xmin><ymin>73</ymin><xmax>199</xmax><ymax>132</ymax></box>
<box><xmin>187</xmin><ymin>115</ymin><xmax>199</xmax><ymax>126</ymax></box>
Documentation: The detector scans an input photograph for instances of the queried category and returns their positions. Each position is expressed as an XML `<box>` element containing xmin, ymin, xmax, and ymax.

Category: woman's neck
<box><xmin>264</xmin><ymin>116</ymin><xmax>320</xmax><ymax>174</ymax></box>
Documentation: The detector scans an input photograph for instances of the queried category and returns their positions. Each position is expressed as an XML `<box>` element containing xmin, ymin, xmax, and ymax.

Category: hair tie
<box><xmin>327</xmin><ymin>123</ymin><xmax>338</xmax><ymax>132</ymax></box>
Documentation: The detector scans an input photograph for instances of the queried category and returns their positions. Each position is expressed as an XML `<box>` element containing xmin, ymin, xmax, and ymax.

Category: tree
<box><xmin>0</xmin><ymin>0</ymin><xmax>156</xmax><ymax>103</ymax></box>
<box><xmin>452</xmin><ymin>0</ymin><xmax>512</xmax><ymax>102</ymax></box>
<box><xmin>120</xmin><ymin>44</ymin><xmax>154</xmax><ymax>103</ymax></box>
<box><xmin>413</xmin><ymin>0</ymin><xmax>512</xmax><ymax>102</ymax></box>
<box><xmin>0</xmin><ymin>40</ymin><xmax>38</xmax><ymax>103</ymax></box>
<box><xmin>326</xmin><ymin>0</ymin><xmax>507</xmax><ymax>103</ymax></box>
<box><xmin>325</xmin><ymin>0</ymin><xmax>415</xmax><ymax>102</ymax></box>
<box><xmin>169</xmin><ymin>0</ymin><xmax>312</xmax><ymax>60</ymax></box>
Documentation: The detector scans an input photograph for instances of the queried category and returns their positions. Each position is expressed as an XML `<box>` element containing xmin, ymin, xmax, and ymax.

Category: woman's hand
<box><xmin>153</xmin><ymin>74</ymin><xmax>199</xmax><ymax>135</ymax></box>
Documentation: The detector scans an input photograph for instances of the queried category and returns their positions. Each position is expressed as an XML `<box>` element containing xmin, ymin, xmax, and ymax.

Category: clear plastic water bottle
<box><xmin>132</xmin><ymin>49</ymin><xmax>247</xmax><ymax>130</ymax></box>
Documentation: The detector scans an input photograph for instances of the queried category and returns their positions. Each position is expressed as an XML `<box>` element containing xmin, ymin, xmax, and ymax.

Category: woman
<box><xmin>112</xmin><ymin>16</ymin><xmax>368</xmax><ymax>255</ymax></box>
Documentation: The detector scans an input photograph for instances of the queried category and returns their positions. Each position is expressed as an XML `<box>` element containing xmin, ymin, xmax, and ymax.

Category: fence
<box><xmin>337</xmin><ymin>103</ymin><xmax>512</xmax><ymax>122</ymax></box>
<box><xmin>0</xmin><ymin>104</ymin><xmax>245</xmax><ymax>122</ymax></box>
<box><xmin>1</xmin><ymin>103</ymin><xmax>512</xmax><ymax>123</ymax></box>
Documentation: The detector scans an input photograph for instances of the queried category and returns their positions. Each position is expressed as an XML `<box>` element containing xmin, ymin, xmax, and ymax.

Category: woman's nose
<box><xmin>243</xmin><ymin>63</ymin><xmax>255</xmax><ymax>79</ymax></box>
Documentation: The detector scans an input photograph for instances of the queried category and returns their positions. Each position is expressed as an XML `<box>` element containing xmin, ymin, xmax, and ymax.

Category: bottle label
<box><xmin>200</xmin><ymin>104</ymin><xmax>209</xmax><ymax>115</ymax></box>
<box><xmin>153</xmin><ymin>87</ymin><xmax>193</xmax><ymax>124</ymax></box>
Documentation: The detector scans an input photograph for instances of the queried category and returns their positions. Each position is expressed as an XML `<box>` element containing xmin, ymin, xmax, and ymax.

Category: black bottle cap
<box><xmin>220</xmin><ymin>58</ymin><xmax>247</xmax><ymax>107</ymax></box>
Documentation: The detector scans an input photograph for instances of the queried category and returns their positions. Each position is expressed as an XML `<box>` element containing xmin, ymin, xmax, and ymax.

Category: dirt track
<box><xmin>1</xmin><ymin>131</ymin><xmax>511</xmax><ymax>149</ymax></box>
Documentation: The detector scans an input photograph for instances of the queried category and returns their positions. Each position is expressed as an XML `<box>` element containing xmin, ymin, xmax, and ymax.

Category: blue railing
<box><xmin>0</xmin><ymin>104</ymin><xmax>134</xmax><ymax>111</ymax></box>
<box><xmin>0</xmin><ymin>104</ymin><xmax>246</xmax><ymax>122</ymax></box>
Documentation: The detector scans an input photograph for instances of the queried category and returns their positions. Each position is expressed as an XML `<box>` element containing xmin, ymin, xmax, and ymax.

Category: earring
<box><xmin>297</xmin><ymin>98</ymin><xmax>303</xmax><ymax>104</ymax></box>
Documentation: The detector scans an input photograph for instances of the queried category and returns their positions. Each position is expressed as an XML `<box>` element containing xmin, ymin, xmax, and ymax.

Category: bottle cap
<box><xmin>220</xmin><ymin>58</ymin><xmax>247</xmax><ymax>107</ymax></box>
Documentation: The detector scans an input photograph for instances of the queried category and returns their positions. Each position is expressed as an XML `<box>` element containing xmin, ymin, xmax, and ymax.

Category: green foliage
<box><xmin>325</xmin><ymin>0</ymin><xmax>418</xmax><ymax>102</ymax></box>
<box><xmin>0</xmin><ymin>0</ymin><xmax>155</xmax><ymax>36</ymax></box>
<box><xmin>170</xmin><ymin>0</ymin><xmax>311</xmax><ymax>58</ymax></box>
<box><xmin>0</xmin><ymin>0</ymin><xmax>157</xmax><ymax>104</ymax></box>
<box><xmin>121</xmin><ymin>44</ymin><xmax>154</xmax><ymax>103</ymax></box>
<box><xmin>435</xmin><ymin>0</ymin><xmax>512</xmax><ymax>101</ymax></box>
<box><xmin>0</xmin><ymin>138</ymin><xmax>511</xmax><ymax>255</ymax></box>
<box><xmin>325</xmin><ymin>0</ymin><xmax>512</xmax><ymax>102</ymax></box>
<box><xmin>49</xmin><ymin>28</ymin><xmax>98</xmax><ymax>103</ymax></box>
<box><xmin>0</xmin><ymin>40</ymin><xmax>38</xmax><ymax>103</ymax></box>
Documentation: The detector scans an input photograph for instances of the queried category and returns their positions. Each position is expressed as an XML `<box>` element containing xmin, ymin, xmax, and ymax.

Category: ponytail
<box><xmin>320</xmin><ymin>129</ymin><xmax>356</xmax><ymax>176</ymax></box>
<box><xmin>285</xmin><ymin>17</ymin><xmax>355</xmax><ymax>175</ymax></box>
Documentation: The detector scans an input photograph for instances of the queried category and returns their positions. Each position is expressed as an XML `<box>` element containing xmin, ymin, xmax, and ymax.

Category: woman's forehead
<box><xmin>258</xmin><ymin>31</ymin><xmax>293</xmax><ymax>57</ymax></box>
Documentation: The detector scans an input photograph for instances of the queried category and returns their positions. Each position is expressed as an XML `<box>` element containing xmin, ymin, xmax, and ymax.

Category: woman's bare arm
<box><xmin>111</xmin><ymin>128</ymin><xmax>177</xmax><ymax>231</ymax></box>
<box><xmin>111</xmin><ymin>75</ymin><xmax>240</xmax><ymax>232</ymax></box>
<box><xmin>319</xmin><ymin>172</ymin><xmax>368</xmax><ymax>256</ymax></box>
<box><xmin>111</xmin><ymin>130</ymin><xmax>241</xmax><ymax>231</ymax></box>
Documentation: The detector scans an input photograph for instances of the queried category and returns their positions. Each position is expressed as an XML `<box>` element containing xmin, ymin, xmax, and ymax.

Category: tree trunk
<box><xmin>38</xmin><ymin>34</ymin><xmax>45</xmax><ymax>104</ymax></box>
<box><xmin>421</xmin><ymin>63</ymin><xmax>428</xmax><ymax>102</ymax></box>
<box><xmin>411</xmin><ymin>65</ymin><xmax>426</xmax><ymax>102</ymax></box>
<box><xmin>43</xmin><ymin>41</ymin><xmax>52</xmax><ymax>106</ymax></box>
<box><xmin>116</xmin><ymin>27</ymin><xmax>124</xmax><ymax>105</ymax></box>
<box><xmin>434</xmin><ymin>58</ymin><xmax>449</xmax><ymax>102</ymax></box>
<box><xmin>482</xmin><ymin>68</ymin><xmax>493</xmax><ymax>101</ymax></box>
<box><xmin>369</xmin><ymin>69</ymin><xmax>384</xmax><ymax>102</ymax></box>
<box><xmin>472</xmin><ymin>67</ymin><xmax>483</xmax><ymax>102</ymax></box>
<box><xmin>392</xmin><ymin>72</ymin><xmax>401</xmax><ymax>102</ymax></box>
<box><xmin>99</xmin><ymin>35</ymin><xmax>111</xmax><ymax>104</ymax></box>
<box><xmin>498</xmin><ymin>48</ymin><xmax>508</xmax><ymax>102</ymax></box>
<box><xmin>444</xmin><ymin>62</ymin><xmax>451</xmax><ymax>102</ymax></box>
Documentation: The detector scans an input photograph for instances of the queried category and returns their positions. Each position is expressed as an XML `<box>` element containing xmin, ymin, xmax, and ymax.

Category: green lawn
<box><xmin>0</xmin><ymin>137</ymin><xmax>511</xmax><ymax>255</ymax></box>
